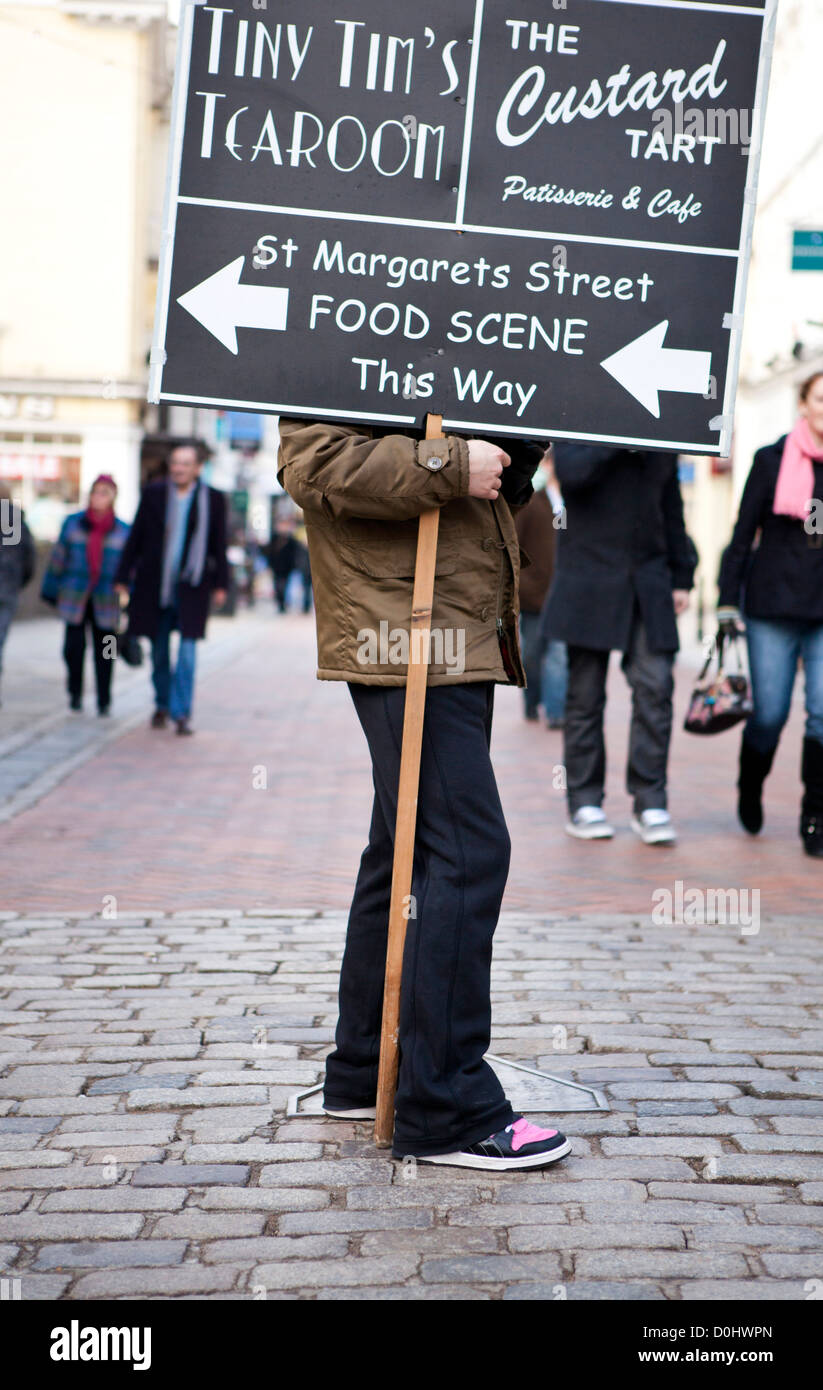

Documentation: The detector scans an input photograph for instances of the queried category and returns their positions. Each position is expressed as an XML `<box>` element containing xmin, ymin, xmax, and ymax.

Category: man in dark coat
<box><xmin>542</xmin><ymin>444</ymin><xmax>696</xmax><ymax>844</ymax></box>
<box><xmin>0</xmin><ymin>484</ymin><xmax>36</xmax><ymax>706</ymax></box>
<box><xmin>115</xmin><ymin>441</ymin><xmax>228</xmax><ymax>734</ymax></box>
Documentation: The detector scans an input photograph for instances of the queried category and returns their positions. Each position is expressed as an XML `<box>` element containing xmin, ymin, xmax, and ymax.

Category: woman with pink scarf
<box><xmin>718</xmin><ymin>372</ymin><xmax>823</xmax><ymax>858</ymax></box>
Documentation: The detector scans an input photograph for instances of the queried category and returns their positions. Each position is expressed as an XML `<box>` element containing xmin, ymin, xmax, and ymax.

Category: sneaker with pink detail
<box><xmin>414</xmin><ymin>1114</ymin><xmax>572</xmax><ymax>1171</ymax></box>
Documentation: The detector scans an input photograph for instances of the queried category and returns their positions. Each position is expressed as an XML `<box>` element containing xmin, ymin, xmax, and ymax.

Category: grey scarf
<box><xmin>161</xmin><ymin>479</ymin><xmax>209</xmax><ymax>608</ymax></box>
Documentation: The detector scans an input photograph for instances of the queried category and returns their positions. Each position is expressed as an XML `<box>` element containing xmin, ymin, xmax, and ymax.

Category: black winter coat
<box><xmin>115</xmin><ymin>479</ymin><xmax>229</xmax><ymax>641</ymax></box>
<box><xmin>0</xmin><ymin>507</ymin><xmax>35</xmax><ymax>603</ymax></box>
<box><xmin>719</xmin><ymin>436</ymin><xmax>823</xmax><ymax>622</ymax></box>
<box><xmin>543</xmin><ymin>445</ymin><xmax>696</xmax><ymax>653</ymax></box>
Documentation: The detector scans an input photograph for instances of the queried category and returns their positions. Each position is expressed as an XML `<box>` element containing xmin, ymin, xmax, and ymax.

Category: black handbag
<box><xmin>684</xmin><ymin>633</ymin><xmax>752</xmax><ymax>735</ymax></box>
<box><xmin>118</xmin><ymin>630</ymin><xmax>144</xmax><ymax>667</ymax></box>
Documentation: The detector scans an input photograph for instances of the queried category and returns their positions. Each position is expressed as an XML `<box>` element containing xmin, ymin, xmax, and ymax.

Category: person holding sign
<box><xmin>278</xmin><ymin>418</ymin><xmax>573</xmax><ymax>1171</ymax></box>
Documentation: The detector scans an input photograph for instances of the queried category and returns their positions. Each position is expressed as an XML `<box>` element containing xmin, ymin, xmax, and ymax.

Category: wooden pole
<box><xmin>374</xmin><ymin>413</ymin><xmax>443</xmax><ymax>1147</ymax></box>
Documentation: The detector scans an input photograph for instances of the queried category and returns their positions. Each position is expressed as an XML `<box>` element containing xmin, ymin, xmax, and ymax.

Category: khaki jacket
<box><xmin>277</xmin><ymin>418</ymin><xmax>540</xmax><ymax>687</ymax></box>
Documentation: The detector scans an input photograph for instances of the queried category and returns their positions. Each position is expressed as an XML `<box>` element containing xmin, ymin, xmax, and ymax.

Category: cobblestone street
<box><xmin>1</xmin><ymin>909</ymin><xmax>822</xmax><ymax>1301</ymax></box>
<box><xmin>1</xmin><ymin>613</ymin><xmax>821</xmax><ymax>1300</ymax></box>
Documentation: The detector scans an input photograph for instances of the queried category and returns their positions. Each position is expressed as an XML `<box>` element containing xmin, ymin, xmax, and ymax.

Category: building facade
<box><xmin>0</xmin><ymin>0</ymin><xmax>170</xmax><ymax>534</ymax></box>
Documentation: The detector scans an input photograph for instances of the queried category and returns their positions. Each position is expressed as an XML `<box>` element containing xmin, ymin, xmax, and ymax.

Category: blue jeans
<box><xmin>745</xmin><ymin>617</ymin><xmax>823</xmax><ymax>754</ymax></box>
<box><xmin>519</xmin><ymin>612</ymin><xmax>568</xmax><ymax>720</ymax></box>
<box><xmin>151</xmin><ymin>606</ymin><xmax>197</xmax><ymax>721</ymax></box>
<box><xmin>543</xmin><ymin>639</ymin><xmax>569</xmax><ymax>721</ymax></box>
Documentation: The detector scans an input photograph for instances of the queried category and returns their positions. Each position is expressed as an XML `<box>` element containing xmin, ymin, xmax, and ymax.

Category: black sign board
<box><xmin>150</xmin><ymin>0</ymin><xmax>777</xmax><ymax>454</ymax></box>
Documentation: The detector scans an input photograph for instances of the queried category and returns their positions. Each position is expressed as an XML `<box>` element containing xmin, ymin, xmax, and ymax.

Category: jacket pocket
<box><xmin>338</xmin><ymin>520</ymin><xmax>459</xmax><ymax>579</ymax></box>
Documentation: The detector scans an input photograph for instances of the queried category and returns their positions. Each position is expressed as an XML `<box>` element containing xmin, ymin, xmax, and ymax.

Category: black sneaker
<box><xmin>413</xmin><ymin>1116</ymin><xmax>571</xmax><ymax>1171</ymax></box>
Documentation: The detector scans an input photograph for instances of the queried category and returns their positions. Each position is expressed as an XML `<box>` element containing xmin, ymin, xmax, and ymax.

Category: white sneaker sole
<box><xmin>323</xmin><ymin>1106</ymin><xmax>377</xmax><ymax>1120</ymax></box>
<box><xmin>631</xmin><ymin>817</ymin><xmax>676</xmax><ymax>845</ymax></box>
<box><xmin>415</xmin><ymin>1138</ymin><xmax>572</xmax><ymax>1171</ymax></box>
<box><xmin>566</xmin><ymin>821</ymin><xmax>614</xmax><ymax>840</ymax></box>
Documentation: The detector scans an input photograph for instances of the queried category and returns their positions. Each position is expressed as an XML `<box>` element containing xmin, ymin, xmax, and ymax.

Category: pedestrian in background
<box><xmin>264</xmin><ymin>513</ymin><xmax>311</xmax><ymax>614</ymax></box>
<box><xmin>543</xmin><ymin>444</ymin><xmax>696</xmax><ymax>844</ymax></box>
<box><xmin>0</xmin><ymin>482</ymin><xmax>36</xmax><ymax>707</ymax></box>
<box><xmin>40</xmin><ymin>475</ymin><xmax>128</xmax><ymax>716</ymax></box>
<box><xmin>515</xmin><ymin>449</ymin><xmax>567</xmax><ymax>728</ymax></box>
<box><xmin>115</xmin><ymin>440</ymin><xmax>228</xmax><ymax>736</ymax></box>
<box><xmin>718</xmin><ymin>371</ymin><xmax>823</xmax><ymax>858</ymax></box>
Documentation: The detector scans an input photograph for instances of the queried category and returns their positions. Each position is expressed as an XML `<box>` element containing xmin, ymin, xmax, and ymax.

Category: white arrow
<box><xmin>177</xmin><ymin>256</ymin><xmax>289</xmax><ymax>355</ymax></box>
<box><xmin>601</xmin><ymin>320</ymin><xmax>711</xmax><ymax>418</ymax></box>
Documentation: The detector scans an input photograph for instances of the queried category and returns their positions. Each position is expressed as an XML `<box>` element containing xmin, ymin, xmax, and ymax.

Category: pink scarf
<box><xmin>773</xmin><ymin>418</ymin><xmax>823</xmax><ymax>521</ymax></box>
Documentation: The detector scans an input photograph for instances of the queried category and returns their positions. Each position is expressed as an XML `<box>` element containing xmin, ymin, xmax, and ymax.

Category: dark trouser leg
<box><xmin>621</xmin><ymin>615</ymin><xmax>675</xmax><ymax>814</ymax></box>
<box><xmin>564</xmin><ymin>645</ymin><xmax>610</xmax><ymax>813</ymax></box>
<box><xmin>0</xmin><ymin>598</ymin><xmax>16</xmax><ymax>676</ymax></box>
<box><xmin>90</xmin><ymin>609</ymin><xmax>115</xmax><ymax>711</ymax></box>
<box><xmin>274</xmin><ymin>576</ymin><xmax>288</xmax><ymax>612</ymax></box>
<box><xmin>323</xmin><ymin>775</ymin><xmax>394</xmax><ymax>1110</ymax></box>
<box><xmin>328</xmin><ymin>682</ymin><xmax>515</xmax><ymax>1158</ymax></box>
<box><xmin>63</xmin><ymin>614</ymin><xmax>88</xmax><ymax>700</ymax></box>
<box><xmin>519</xmin><ymin>611</ymin><xmax>546</xmax><ymax>717</ymax></box>
<box><xmin>151</xmin><ymin>608</ymin><xmax>173</xmax><ymax>712</ymax></box>
<box><xmin>800</xmin><ymin>622</ymin><xmax>823</xmax><ymax>850</ymax></box>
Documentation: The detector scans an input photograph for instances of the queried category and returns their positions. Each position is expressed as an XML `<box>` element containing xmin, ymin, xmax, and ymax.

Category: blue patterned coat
<box><xmin>41</xmin><ymin>511</ymin><xmax>130</xmax><ymax>630</ymax></box>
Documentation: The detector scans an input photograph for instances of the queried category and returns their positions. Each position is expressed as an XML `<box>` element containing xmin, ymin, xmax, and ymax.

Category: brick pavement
<box><xmin>0</xmin><ymin>611</ymin><xmax>819</xmax><ymax>914</ymax></box>
<box><xmin>0</xmin><ymin>909</ymin><xmax>821</xmax><ymax>1300</ymax></box>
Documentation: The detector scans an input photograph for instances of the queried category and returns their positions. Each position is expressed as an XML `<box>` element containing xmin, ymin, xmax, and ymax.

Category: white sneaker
<box><xmin>631</xmin><ymin>809</ymin><xmax>677</xmax><ymax>845</ymax></box>
<box><xmin>566</xmin><ymin>806</ymin><xmax>614</xmax><ymax>840</ymax></box>
<box><xmin>322</xmin><ymin>1105</ymin><xmax>377</xmax><ymax>1120</ymax></box>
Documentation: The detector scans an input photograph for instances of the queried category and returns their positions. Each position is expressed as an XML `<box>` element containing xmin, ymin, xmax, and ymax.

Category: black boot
<box><xmin>737</xmin><ymin>738</ymin><xmax>776</xmax><ymax>835</ymax></box>
<box><xmin>800</xmin><ymin>737</ymin><xmax>823</xmax><ymax>858</ymax></box>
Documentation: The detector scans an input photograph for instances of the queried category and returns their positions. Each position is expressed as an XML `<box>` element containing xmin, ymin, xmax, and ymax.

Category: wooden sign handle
<box><xmin>374</xmin><ymin>414</ymin><xmax>443</xmax><ymax>1148</ymax></box>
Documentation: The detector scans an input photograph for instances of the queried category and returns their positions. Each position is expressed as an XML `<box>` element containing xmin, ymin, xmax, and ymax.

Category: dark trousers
<box><xmin>324</xmin><ymin>682</ymin><xmax>515</xmax><ymax>1158</ymax></box>
<box><xmin>63</xmin><ymin>599</ymin><xmax>114</xmax><ymax>710</ymax></box>
<box><xmin>274</xmin><ymin>574</ymin><xmax>289</xmax><ymax>612</ymax></box>
<box><xmin>274</xmin><ymin>568</ymin><xmax>312</xmax><ymax>613</ymax></box>
<box><xmin>565</xmin><ymin>611</ymin><xmax>674</xmax><ymax>814</ymax></box>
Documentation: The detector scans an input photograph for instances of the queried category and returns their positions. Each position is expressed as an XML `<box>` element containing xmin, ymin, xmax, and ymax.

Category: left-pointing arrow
<box><xmin>177</xmin><ymin>256</ymin><xmax>289</xmax><ymax>355</ymax></box>
<box><xmin>601</xmin><ymin>320</ymin><xmax>711</xmax><ymax>419</ymax></box>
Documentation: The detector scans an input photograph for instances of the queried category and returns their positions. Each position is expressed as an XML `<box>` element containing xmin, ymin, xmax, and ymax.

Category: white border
<box><xmin>151</xmin><ymin>0</ymin><xmax>773</xmax><ymax>452</ymax></box>
<box><xmin>454</xmin><ymin>0</ymin><xmax>484</xmax><ymax>226</ymax></box>
<box><xmin>715</xmin><ymin>0</ymin><xmax>779</xmax><ymax>457</ymax></box>
<box><xmin>159</xmin><ymin>393</ymin><xmax>418</xmax><ymax>425</ymax></box>
<box><xmin>148</xmin><ymin>0</ymin><xmax>201</xmax><ymax>404</ymax></box>
<box><xmin>592</xmin><ymin>0</ymin><xmax>764</xmax><ymax>11</ymax></box>
<box><xmin>177</xmin><ymin>195</ymin><xmax>741</xmax><ymax>259</ymax></box>
<box><xmin>158</xmin><ymin>391</ymin><xmax>723</xmax><ymax>453</ymax></box>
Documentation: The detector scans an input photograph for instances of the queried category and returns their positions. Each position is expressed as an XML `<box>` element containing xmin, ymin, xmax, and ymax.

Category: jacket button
<box><xmin>480</xmin><ymin>606</ymin><xmax>489</xmax><ymax>621</ymax></box>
